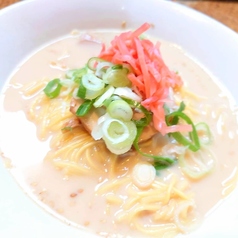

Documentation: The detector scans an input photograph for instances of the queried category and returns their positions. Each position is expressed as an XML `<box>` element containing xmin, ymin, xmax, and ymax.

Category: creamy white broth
<box><xmin>1</xmin><ymin>31</ymin><xmax>238</xmax><ymax>238</ymax></box>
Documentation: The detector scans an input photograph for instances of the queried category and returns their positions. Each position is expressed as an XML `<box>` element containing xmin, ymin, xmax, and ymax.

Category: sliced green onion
<box><xmin>122</xmin><ymin>63</ymin><xmax>133</xmax><ymax>73</ymax></box>
<box><xmin>93</xmin><ymin>85</ymin><xmax>115</xmax><ymax>108</ymax></box>
<box><xmin>107</xmin><ymin>100</ymin><xmax>133</xmax><ymax>121</ymax></box>
<box><xmin>103</xmin><ymin>95</ymin><xmax>121</xmax><ymax>107</ymax></box>
<box><xmin>66</xmin><ymin>70</ymin><xmax>76</xmax><ymax>79</ymax></box>
<box><xmin>114</xmin><ymin>87</ymin><xmax>142</xmax><ymax>102</ymax></box>
<box><xmin>196</xmin><ymin>122</ymin><xmax>212</xmax><ymax>145</ymax></box>
<box><xmin>43</xmin><ymin>78</ymin><xmax>62</xmax><ymax>99</ymax></box>
<box><xmin>165</xmin><ymin>102</ymin><xmax>200</xmax><ymax>152</ymax></box>
<box><xmin>166</xmin><ymin>101</ymin><xmax>186</xmax><ymax>125</ymax></box>
<box><xmin>179</xmin><ymin>149</ymin><xmax>215</xmax><ymax>180</ymax></box>
<box><xmin>111</xmin><ymin>64</ymin><xmax>123</xmax><ymax>70</ymax></box>
<box><xmin>166</xmin><ymin>111</ymin><xmax>200</xmax><ymax>152</ymax></box>
<box><xmin>95</xmin><ymin>62</ymin><xmax>114</xmax><ymax>78</ymax></box>
<box><xmin>103</xmin><ymin>119</ymin><xmax>137</xmax><ymax>155</ymax></box>
<box><xmin>102</xmin><ymin>67</ymin><xmax>131</xmax><ymax>87</ymax></box>
<box><xmin>91</xmin><ymin>113</ymin><xmax>111</xmax><ymax>140</ymax></box>
<box><xmin>106</xmin><ymin>143</ymin><xmax>132</xmax><ymax>155</ymax></box>
<box><xmin>87</xmin><ymin>57</ymin><xmax>105</xmax><ymax>71</ymax></box>
<box><xmin>82</xmin><ymin>73</ymin><xmax>105</xmax><ymax>91</ymax></box>
<box><xmin>121</xmin><ymin>98</ymin><xmax>175</xmax><ymax>168</ymax></box>
<box><xmin>154</xmin><ymin>162</ymin><xmax>173</xmax><ymax>171</ymax></box>
<box><xmin>132</xmin><ymin>163</ymin><xmax>156</xmax><ymax>189</ymax></box>
<box><xmin>66</xmin><ymin>68</ymin><xmax>87</xmax><ymax>83</ymax></box>
<box><xmin>122</xmin><ymin>98</ymin><xmax>152</xmax><ymax>127</ymax></box>
<box><xmin>102</xmin><ymin>119</ymin><xmax>130</xmax><ymax>144</ymax></box>
<box><xmin>76</xmin><ymin>99</ymin><xmax>94</xmax><ymax>117</ymax></box>
<box><xmin>85</xmin><ymin>88</ymin><xmax>104</xmax><ymax>100</ymax></box>
<box><xmin>60</xmin><ymin>79</ymin><xmax>75</xmax><ymax>88</ymax></box>
<box><xmin>76</xmin><ymin>83</ymin><xmax>87</xmax><ymax>99</ymax></box>
<box><xmin>178</xmin><ymin>101</ymin><xmax>186</xmax><ymax>112</ymax></box>
<box><xmin>59</xmin><ymin>79</ymin><xmax>75</xmax><ymax>96</ymax></box>
<box><xmin>81</xmin><ymin>73</ymin><xmax>105</xmax><ymax>99</ymax></box>
<box><xmin>133</xmin><ymin>127</ymin><xmax>176</xmax><ymax>169</ymax></box>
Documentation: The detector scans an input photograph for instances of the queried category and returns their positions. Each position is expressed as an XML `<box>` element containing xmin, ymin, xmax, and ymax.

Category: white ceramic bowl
<box><xmin>1</xmin><ymin>0</ymin><xmax>238</xmax><ymax>237</ymax></box>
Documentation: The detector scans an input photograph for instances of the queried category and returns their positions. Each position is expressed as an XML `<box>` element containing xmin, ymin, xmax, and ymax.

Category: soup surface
<box><xmin>1</xmin><ymin>29</ymin><xmax>238</xmax><ymax>238</ymax></box>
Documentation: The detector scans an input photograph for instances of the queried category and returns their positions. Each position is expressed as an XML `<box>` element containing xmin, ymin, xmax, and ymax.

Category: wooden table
<box><xmin>1</xmin><ymin>0</ymin><xmax>238</xmax><ymax>33</ymax></box>
<box><xmin>175</xmin><ymin>0</ymin><xmax>238</xmax><ymax>33</ymax></box>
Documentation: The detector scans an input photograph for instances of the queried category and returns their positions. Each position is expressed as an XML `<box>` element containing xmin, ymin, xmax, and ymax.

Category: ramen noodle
<box><xmin>1</xmin><ymin>25</ymin><xmax>238</xmax><ymax>238</ymax></box>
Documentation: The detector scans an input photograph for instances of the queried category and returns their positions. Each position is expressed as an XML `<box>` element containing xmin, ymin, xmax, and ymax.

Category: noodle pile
<box><xmin>21</xmin><ymin>79</ymin><xmax>202</xmax><ymax>237</ymax></box>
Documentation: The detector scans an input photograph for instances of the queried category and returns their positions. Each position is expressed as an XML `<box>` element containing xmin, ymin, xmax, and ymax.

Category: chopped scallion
<box><xmin>102</xmin><ymin>67</ymin><xmax>131</xmax><ymax>87</ymax></box>
<box><xmin>133</xmin><ymin>127</ymin><xmax>176</xmax><ymax>169</ymax></box>
<box><xmin>66</xmin><ymin>67</ymin><xmax>87</xmax><ymax>82</ymax></box>
<box><xmin>107</xmin><ymin>99</ymin><xmax>133</xmax><ymax>121</ymax></box>
<box><xmin>76</xmin><ymin>99</ymin><xmax>94</xmax><ymax>116</ymax></box>
<box><xmin>111</xmin><ymin>64</ymin><xmax>123</xmax><ymax>70</ymax></box>
<box><xmin>77</xmin><ymin>83</ymin><xmax>87</xmax><ymax>99</ymax></box>
<box><xmin>122</xmin><ymin>98</ymin><xmax>152</xmax><ymax>127</ymax></box>
<box><xmin>81</xmin><ymin>73</ymin><xmax>105</xmax><ymax>99</ymax></box>
<box><xmin>93</xmin><ymin>85</ymin><xmax>115</xmax><ymax>108</ymax></box>
<box><xmin>43</xmin><ymin>78</ymin><xmax>62</xmax><ymax>99</ymax></box>
<box><xmin>196</xmin><ymin>122</ymin><xmax>212</xmax><ymax>145</ymax></box>
<box><xmin>87</xmin><ymin>57</ymin><xmax>105</xmax><ymax>71</ymax></box>
<box><xmin>166</xmin><ymin>105</ymin><xmax>200</xmax><ymax>152</ymax></box>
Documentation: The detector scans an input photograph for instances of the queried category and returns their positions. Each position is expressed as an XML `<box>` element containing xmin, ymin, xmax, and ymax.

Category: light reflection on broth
<box><xmin>0</xmin><ymin>31</ymin><xmax>238</xmax><ymax>238</ymax></box>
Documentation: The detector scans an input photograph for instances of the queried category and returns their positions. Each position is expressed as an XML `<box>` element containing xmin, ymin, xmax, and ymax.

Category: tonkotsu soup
<box><xmin>1</xmin><ymin>24</ymin><xmax>238</xmax><ymax>238</ymax></box>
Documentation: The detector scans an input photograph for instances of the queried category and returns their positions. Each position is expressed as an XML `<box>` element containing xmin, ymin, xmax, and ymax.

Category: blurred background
<box><xmin>0</xmin><ymin>0</ymin><xmax>238</xmax><ymax>32</ymax></box>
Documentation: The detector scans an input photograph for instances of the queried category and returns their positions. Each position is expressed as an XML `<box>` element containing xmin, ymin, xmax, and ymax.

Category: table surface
<box><xmin>1</xmin><ymin>0</ymin><xmax>238</xmax><ymax>33</ymax></box>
